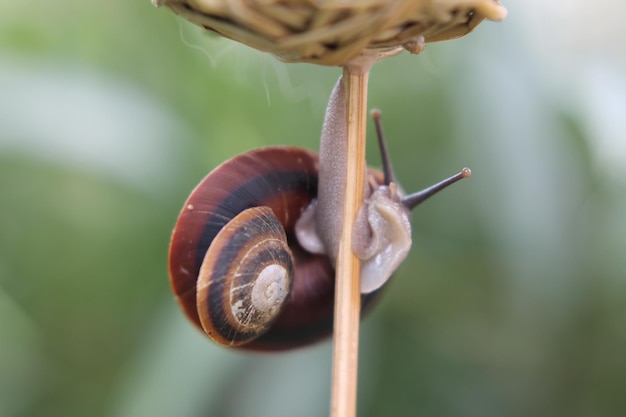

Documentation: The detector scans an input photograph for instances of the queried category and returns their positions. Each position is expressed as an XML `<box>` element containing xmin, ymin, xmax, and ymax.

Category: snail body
<box><xmin>168</xmin><ymin>77</ymin><xmax>470</xmax><ymax>350</ymax></box>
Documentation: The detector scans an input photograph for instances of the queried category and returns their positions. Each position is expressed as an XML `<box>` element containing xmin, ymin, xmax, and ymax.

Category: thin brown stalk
<box><xmin>330</xmin><ymin>65</ymin><xmax>370</xmax><ymax>417</ymax></box>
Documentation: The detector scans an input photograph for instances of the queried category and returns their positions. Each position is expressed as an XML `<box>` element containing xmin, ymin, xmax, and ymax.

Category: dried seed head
<box><xmin>154</xmin><ymin>0</ymin><xmax>507</xmax><ymax>66</ymax></box>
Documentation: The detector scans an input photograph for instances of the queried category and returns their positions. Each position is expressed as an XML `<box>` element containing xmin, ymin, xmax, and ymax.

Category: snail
<box><xmin>168</xmin><ymin>76</ymin><xmax>470</xmax><ymax>351</ymax></box>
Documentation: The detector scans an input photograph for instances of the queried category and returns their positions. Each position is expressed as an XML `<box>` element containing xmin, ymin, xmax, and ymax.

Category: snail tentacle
<box><xmin>355</xmin><ymin>109</ymin><xmax>471</xmax><ymax>292</ymax></box>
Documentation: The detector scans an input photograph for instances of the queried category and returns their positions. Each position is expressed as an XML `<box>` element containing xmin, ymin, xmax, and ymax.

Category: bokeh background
<box><xmin>1</xmin><ymin>1</ymin><xmax>625</xmax><ymax>416</ymax></box>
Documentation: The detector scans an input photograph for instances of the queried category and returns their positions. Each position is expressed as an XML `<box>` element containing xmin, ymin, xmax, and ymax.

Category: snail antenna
<box><xmin>402</xmin><ymin>167</ymin><xmax>471</xmax><ymax>210</ymax></box>
<box><xmin>371</xmin><ymin>109</ymin><xmax>396</xmax><ymax>185</ymax></box>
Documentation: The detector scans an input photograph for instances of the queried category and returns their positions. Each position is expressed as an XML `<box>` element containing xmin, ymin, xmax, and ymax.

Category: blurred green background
<box><xmin>1</xmin><ymin>1</ymin><xmax>625</xmax><ymax>416</ymax></box>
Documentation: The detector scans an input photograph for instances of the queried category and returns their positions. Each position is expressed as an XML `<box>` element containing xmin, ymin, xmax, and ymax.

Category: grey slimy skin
<box><xmin>295</xmin><ymin>77</ymin><xmax>412</xmax><ymax>294</ymax></box>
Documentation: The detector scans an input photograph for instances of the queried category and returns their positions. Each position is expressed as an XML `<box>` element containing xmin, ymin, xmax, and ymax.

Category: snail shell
<box><xmin>196</xmin><ymin>206</ymin><xmax>294</xmax><ymax>347</ymax></box>
<box><xmin>168</xmin><ymin>146</ymin><xmax>383</xmax><ymax>350</ymax></box>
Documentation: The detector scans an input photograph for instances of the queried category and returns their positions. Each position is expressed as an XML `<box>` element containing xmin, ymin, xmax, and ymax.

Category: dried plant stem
<box><xmin>330</xmin><ymin>65</ymin><xmax>371</xmax><ymax>417</ymax></box>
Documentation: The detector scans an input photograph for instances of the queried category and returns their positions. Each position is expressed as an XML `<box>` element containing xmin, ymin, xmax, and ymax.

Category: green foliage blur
<box><xmin>1</xmin><ymin>1</ymin><xmax>625</xmax><ymax>416</ymax></box>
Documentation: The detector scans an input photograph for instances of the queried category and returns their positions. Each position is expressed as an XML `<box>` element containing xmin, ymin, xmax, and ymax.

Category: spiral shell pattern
<box><xmin>197</xmin><ymin>206</ymin><xmax>294</xmax><ymax>346</ymax></box>
<box><xmin>168</xmin><ymin>146</ymin><xmax>387</xmax><ymax>350</ymax></box>
<box><xmin>169</xmin><ymin>147</ymin><xmax>337</xmax><ymax>350</ymax></box>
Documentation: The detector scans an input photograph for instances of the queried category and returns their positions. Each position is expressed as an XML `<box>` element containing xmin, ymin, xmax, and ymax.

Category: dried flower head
<box><xmin>153</xmin><ymin>0</ymin><xmax>506</xmax><ymax>66</ymax></box>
